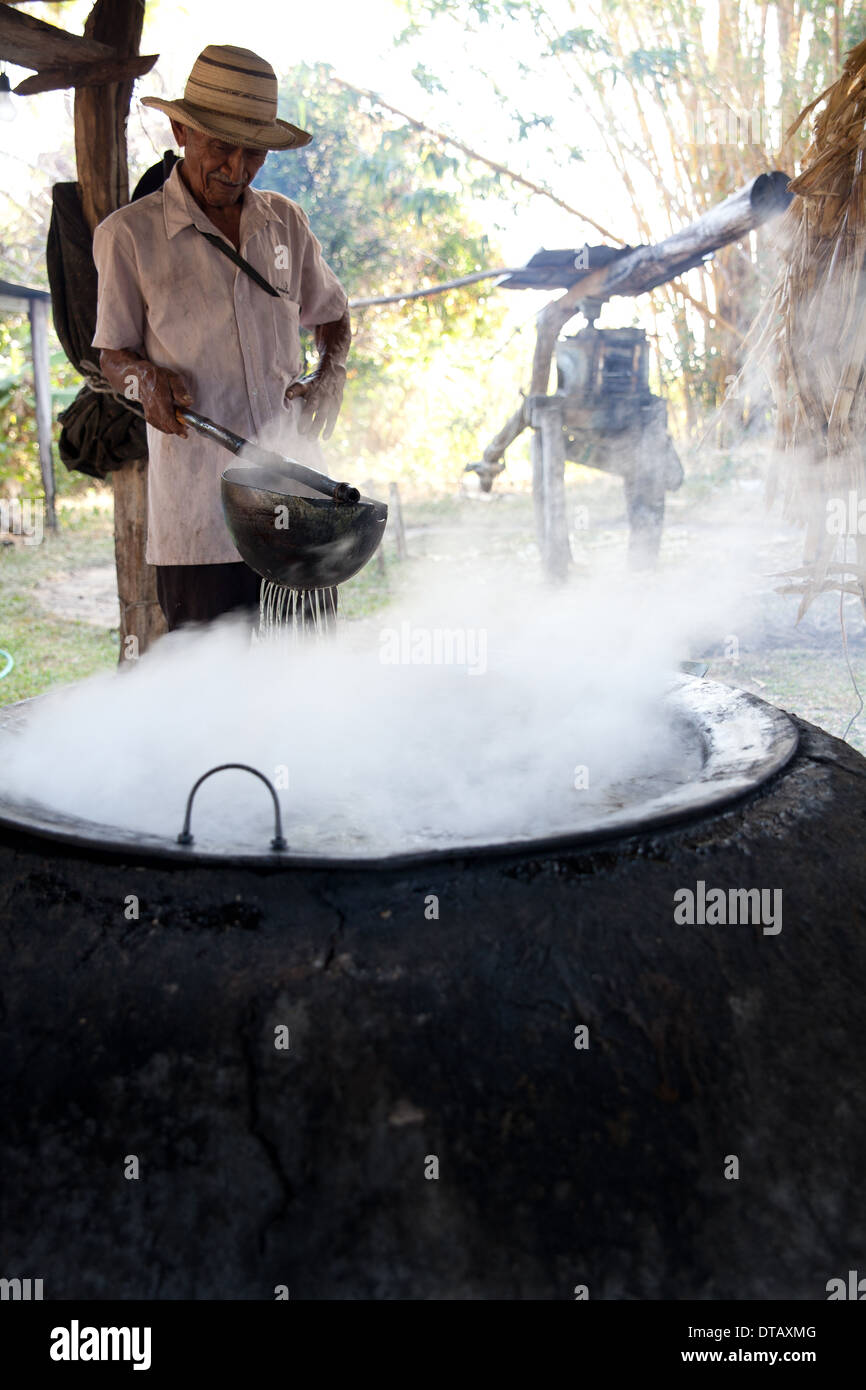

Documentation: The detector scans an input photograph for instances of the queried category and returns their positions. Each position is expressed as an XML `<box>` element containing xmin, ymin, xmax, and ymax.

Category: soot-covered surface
<box><xmin>0</xmin><ymin>714</ymin><xmax>864</xmax><ymax>1299</ymax></box>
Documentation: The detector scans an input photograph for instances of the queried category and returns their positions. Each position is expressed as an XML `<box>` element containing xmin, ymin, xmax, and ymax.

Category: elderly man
<box><xmin>93</xmin><ymin>44</ymin><xmax>350</xmax><ymax>629</ymax></box>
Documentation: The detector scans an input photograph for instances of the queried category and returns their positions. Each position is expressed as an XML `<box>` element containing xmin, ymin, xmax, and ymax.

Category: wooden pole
<box><xmin>73</xmin><ymin>0</ymin><xmax>166</xmax><ymax>660</ymax></box>
<box><xmin>27</xmin><ymin>297</ymin><xmax>56</xmax><ymax>530</ymax></box>
<box><xmin>14</xmin><ymin>52</ymin><xmax>158</xmax><ymax>98</ymax></box>
<box><xmin>530</xmin><ymin>427</ymin><xmax>545</xmax><ymax>557</ymax></box>
<box><xmin>389</xmin><ymin>482</ymin><xmax>407</xmax><ymax>561</ymax></box>
<box><xmin>527</xmin><ymin>395</ymin><xmax>570</xmax><ymax>580</ymax></box>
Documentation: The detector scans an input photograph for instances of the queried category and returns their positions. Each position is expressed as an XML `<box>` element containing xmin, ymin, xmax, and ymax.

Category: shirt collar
<box><xmin>162</xmin><ymin>160</ymin><xmax>273</xmax><ymax>244</ymax></box>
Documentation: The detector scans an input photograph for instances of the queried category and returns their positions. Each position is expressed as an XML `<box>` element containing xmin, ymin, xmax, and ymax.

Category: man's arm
<box><xmin>100</xmin><ymin>348</ymin><xmax>193</xmax><ymax>437</ymax></box>
<box><xmin>285</xmin><ymin>308</ymin><xmax>352</xmax><ymax>441</ymax></box>
<box><xmin>92</xmin><ymin>221</ymin><xmax>191</xmax><ymax>436</ymax></box>
<box><xmin>313</xmin><ymin>310</ymin><xmax>351</xmax><ymax>367</ymax></box>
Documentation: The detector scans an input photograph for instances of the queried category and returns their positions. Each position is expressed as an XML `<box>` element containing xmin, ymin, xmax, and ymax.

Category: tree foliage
<box><xmin>396</xmin><ymin>0</ymin><xmax>866</xmax><ymax>431</ymax></box>
<box><xmin>265</xmin><ymin>63</ymin><xmax>511</xmax><ymax>484</ymax></box>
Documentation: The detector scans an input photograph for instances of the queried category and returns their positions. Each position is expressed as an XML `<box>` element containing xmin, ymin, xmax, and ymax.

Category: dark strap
<box><xmin>131</xmin><ymin>150</ymin><xmax>180</xmax><ymax>203</ymax></box>
<box><xmin>194</xmin><ymin>226</ymin><xmax>280</xmax><ymax>298</ymax></box>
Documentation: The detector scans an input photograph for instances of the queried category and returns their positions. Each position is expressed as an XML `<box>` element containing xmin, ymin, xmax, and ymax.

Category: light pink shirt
<box><xmin>92</xmin><ymin>161</ymin><xmax>348</xmax><ymax>564</ymax></box>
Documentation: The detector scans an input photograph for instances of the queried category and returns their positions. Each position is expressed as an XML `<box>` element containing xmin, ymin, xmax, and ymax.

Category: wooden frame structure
<box><xmin>484</xmin><ymin>172</ymin><xmax>795</xmax><ymax>579</ymax></box>
<box><xmin>1</xmin><ymin>0</ymin><xmax>163</xmax><ymax>656</ymax></box>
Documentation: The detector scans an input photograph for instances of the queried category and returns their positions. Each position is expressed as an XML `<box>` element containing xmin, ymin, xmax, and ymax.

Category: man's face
<box><xmin>170</xmin><ymin>121</ymin><xmax>267</xmax><ymax>209</ymax></box>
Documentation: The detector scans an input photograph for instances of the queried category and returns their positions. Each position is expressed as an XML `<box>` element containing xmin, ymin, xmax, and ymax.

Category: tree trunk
<box><xmin>73</xmin><ymin>0</ymin><xmax>166</xmax><ymax>660</ymax></box>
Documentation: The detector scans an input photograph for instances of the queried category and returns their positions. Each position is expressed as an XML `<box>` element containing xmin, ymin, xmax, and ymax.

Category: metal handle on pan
<box><xmin>177</xmin><ymin>763</ymin><xmax>287</xmax><ymax>852</ymax></box>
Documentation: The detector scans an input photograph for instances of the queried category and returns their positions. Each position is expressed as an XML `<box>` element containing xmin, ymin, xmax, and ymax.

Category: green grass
<box><xmin>0</xmin><ymin>591</ymin><xmax>117</xmax><ymax>704</ymax></box>
<box><xmin>0</xmin><ymin>493</ymin><xmax>405</xmax><ymax>701</ymax></box>
<box><xmin>0</xmin><ymin>496</ymin><xmax>118</xmax><ymax>705</ymax></box>
<box><xmin>338</xmin><ymin>552</ymin><xmax>396</xmax><ymax>619</ymax></box>
<box><xmin>707</xmin><ymin>648</ymin><xmax>866</xmax><ymax>755</ymax></box>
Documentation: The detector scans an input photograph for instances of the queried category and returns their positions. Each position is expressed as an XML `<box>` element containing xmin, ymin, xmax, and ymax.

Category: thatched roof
<box><xmin>746</xmin><ymin>39</ymin><xmax>866</xmax><ymax>615</ymax></box>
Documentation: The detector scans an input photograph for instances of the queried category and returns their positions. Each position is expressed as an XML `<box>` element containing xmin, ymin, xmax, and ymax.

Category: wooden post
<box><xmin>73</xmin><ymin>0</ymin><xmax>166</xmax><ymax>659</ymax></box>
<box><xmin>363</xmin><ymin>476</ymin><xmax>387</xmax><ymax>575</ymax></box>
<box><xmin>389</xmin><ymin>481</ymin><xmax>407</xmax><ymax>560</ymax></box>
<box><xmin>27</xmin><ymin>297</ymin><xmax>56</xmax><ymax>530</ymax></box>
<box><xmin>527</xmin><ymin>395</ymin><xmax>570</xmax><ymax>582</ymax></box>
<box><xmin>624</xmin><ymin>401</ymin><xmax>674</xmax><ymax>571</ymax></box>
<box><xmin>530</xmin><ymin>427</ymin><xmax>545</xmax><ymax>554</ymax></box>
<box><xmin>73</xmin><ymin>0</ymin><xmax>141</xmax><ymax>230</ymax></box>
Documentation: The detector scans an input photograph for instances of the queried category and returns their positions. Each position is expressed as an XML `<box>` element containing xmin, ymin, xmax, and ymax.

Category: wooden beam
<box><xmin>28</xmin><ymin>297</ymin><xmax>56</xmax><ymax>530</ymax></box>
<box><xmin>480</xmin><ymin>173</ymin><xmax>793</xmax><ymax>583</ymax></box>
<box><xmin>482</xmin><ymin>402</ymin><xmax>527</xmax><ymax>464</ymax></box>
<box><xmin>0</xmin><ymin>5</ymin><xmax>113</xmax><ymax>69</ymax></box>
<box><xmin>593</xmin><ymin>172</ymin><xmax>792</xmax><ymax>299</ymax></box>
<box><xmin>14</xmin><ymin>52</ymin><xmax>157</xmax><ymax>96</ymax></box>
<box><xmin>74</xmin><ymin>0</ymin><xmax>166</xmax><ymax>659</ymax></box>
<box><xmin>527</xmin><ymin>396</ymin><xmax>571</xmax><ymax>580</ymax></box>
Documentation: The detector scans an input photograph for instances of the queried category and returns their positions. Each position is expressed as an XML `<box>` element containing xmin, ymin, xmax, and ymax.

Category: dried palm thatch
<box><xmin>747</xmin><ymin>38</ymin><xmax>866</xmax><ymax>618</ymax></box>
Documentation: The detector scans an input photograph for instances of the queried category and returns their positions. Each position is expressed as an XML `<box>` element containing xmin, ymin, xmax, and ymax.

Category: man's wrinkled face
<box><xmin>170</xmin><ymin>120</ymin><xmax>267</xmax><ymax>208</ymax></box>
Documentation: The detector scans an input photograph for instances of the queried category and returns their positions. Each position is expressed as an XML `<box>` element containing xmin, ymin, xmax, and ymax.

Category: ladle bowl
<box><xmin>221</xmin><ymin>465</ymin><xmax>388</xmax><ymax>590</ymax></box>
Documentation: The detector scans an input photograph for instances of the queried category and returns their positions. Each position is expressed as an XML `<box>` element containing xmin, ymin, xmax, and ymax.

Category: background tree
<box><xmin>267</xmin><ymin>63</ymin><xmax>515</xmax><ymax>486</ymax></box>
<box><xmin>397</xmin><ymin>0</ymin><xmax>866</xmax><ymax>435</ymax></box>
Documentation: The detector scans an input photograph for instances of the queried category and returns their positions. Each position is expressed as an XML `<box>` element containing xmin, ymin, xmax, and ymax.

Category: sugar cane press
<box><xmin>470</xmin><ymin>172</ymin><xmax>795</xmax><ymax>580</ymax></box>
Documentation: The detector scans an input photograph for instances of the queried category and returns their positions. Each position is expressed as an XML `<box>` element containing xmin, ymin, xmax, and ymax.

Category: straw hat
<box><xmin>141</xmin><ymin>44</ymin><xmax>311</xmax><ymax>152</ymax></box>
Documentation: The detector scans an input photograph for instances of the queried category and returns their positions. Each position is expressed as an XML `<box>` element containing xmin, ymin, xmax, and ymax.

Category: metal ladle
<box><xmin>176</xmin><ymin>407</ymin><xmax>360</xmax><ymax>504</ymax></box>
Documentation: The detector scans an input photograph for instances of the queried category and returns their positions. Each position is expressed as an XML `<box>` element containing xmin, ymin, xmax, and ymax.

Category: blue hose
<box><xmin>0</xmin><ymin>649</ymin><xmax>13</xmax><ymax>680</ymax></box>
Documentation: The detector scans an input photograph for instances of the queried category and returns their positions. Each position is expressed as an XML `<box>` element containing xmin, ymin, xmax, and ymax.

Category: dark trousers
<box><xmin>155</xmin><ymin>563</ymin><xmax>339</xmax><ymax>632</ymax></box>
<box><xmin>156</xmin><ymin>562</ymin><xmax>261</xmax><ymax>631</ymax></box>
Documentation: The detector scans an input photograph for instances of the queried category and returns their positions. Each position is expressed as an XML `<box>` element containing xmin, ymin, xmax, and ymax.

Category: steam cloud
<box><xmin>0</xmin><ymin>551</ymin><xmax>755</xmax><ymax>858</ymax></box>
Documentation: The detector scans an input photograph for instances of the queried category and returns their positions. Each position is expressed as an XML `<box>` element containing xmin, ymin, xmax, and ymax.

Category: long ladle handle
<box><xmin>176</xmin><ymin>407</ymin><xmax>360</xmax><ymax>504</ymax></box>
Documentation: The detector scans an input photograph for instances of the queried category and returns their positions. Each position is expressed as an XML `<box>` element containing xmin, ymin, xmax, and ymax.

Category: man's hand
<box><xmin>286</xmin><ymin>361</ymin><xmax>346</xmax><ymax>441</ymax></box>
<box><xmin>99</xmin><ymin>348</ymin><xmax>193</xmax><ymax>436</ymax></box>
<box><xmin>285</xmin><ymin>309</ymin><xmax>351</xmax><ymax>441</ymax></box>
